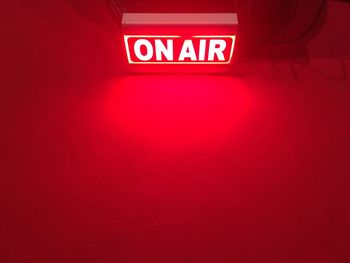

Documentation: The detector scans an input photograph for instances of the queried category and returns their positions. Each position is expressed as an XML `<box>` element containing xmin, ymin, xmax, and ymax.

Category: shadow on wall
<box><xmin>235</xmin><ymin>0</ymin><xmax>328</xmax><ymax>58</ymax></box>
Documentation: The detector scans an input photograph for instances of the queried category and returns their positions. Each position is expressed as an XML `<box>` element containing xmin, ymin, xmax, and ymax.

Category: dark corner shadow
<box><xmin>235</xmin><ymin>0</ymin><xmax>328</xmax><ymax>60</ymax></box>
<box><xmin>14</xmin><ymin>0</ymin><xmax>125</xmax><ymax>76</ymax></box>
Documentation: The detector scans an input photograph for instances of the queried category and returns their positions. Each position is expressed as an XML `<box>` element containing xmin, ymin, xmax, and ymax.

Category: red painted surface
<box><xmin>1</xmin><ymin>1</ymin><xmax>350</xmax><ymax>263</ymax></box>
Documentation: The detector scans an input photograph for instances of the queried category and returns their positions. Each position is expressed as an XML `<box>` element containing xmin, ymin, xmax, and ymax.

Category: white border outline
<box><xmin>124</xmin><ymin>35</ymin><xmax>236</xmax><ymax>65</ymax></box>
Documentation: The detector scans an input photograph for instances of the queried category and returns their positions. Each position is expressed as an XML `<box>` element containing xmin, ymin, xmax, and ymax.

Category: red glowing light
<box><xmin>101</xmin><ymin>75</ymin><xmax>254</xmax><ymax>150</ymax></box>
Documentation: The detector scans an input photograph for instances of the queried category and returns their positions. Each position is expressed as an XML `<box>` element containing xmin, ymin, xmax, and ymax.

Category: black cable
<box><xmin>280</xmin><ymin>0</ymin><xmax>299</xmax><ymax>40</ymax></box>
<box><xmin>297</xmin><ymin>58</ymin><xmax>348</xmax><ymax>81</ymax></box>
<box><xmin>273</xmin><ymin>0</ymin><xmax>327</xmax><ymax>45</ymax></box>
<box><xmin>247</xmin><ymin>0</ymin><xmax>252</xmax><ymax>29</ymax></box>
<box><xmin>266</xmin><ymin>46</ymin><xmax>348</xmax><ymax>82</ymax></box>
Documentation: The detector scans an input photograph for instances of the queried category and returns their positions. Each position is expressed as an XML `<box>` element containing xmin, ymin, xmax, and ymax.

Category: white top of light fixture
<box><xmin>122</xmin><ymin>13</ymin><xmax>238</xmax><ymax>26</ymax></box>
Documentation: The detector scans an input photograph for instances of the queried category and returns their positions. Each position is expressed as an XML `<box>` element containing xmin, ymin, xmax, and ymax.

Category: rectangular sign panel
<box><xmin>124</xmin><ymin>35</ymin><xmax>236</xmax><ymax>64</ymax></box>
<box><xmin>121</xmin><ymin>13</ymin><xmax>238</xmax><ymax>72</ymax></box>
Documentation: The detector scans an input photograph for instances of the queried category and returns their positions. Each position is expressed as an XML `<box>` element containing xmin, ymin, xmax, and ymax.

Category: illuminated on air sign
<box><xmin>122</xmin><ymin>13</ymin><xmax>238</xmax><ymax>66</ymax></box>
<box><xmin>124</xmin><ymin>35</ymin><xmax>236</xmax><ymax>64</ymax></box>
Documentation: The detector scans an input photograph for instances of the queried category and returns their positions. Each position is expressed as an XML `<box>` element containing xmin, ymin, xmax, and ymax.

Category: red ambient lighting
<box><xmin>122</xmin><ymin>13</ymin><xmax>238</xmax><ymax>69</ymax></box>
